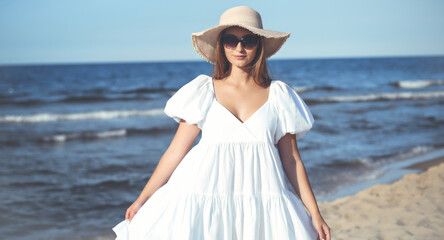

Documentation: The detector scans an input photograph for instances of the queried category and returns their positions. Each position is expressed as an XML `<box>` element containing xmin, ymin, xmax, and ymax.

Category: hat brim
<box><xmin>192</xmin><ymin>24</ymin><xmax>290</xmax><ymax>64</ymax></box>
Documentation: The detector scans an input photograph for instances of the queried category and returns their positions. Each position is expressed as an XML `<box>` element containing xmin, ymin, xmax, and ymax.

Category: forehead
<box><xmin>223</xmin><ymin>26</ymin><xmax>253</xmax><ymax>36</ymax></box>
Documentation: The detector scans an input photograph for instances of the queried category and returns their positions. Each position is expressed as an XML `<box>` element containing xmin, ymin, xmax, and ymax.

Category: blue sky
<box><xmin>0</xmin><ymin>0</ymin><xmax>443</xmax><ymax>65</ymax></box>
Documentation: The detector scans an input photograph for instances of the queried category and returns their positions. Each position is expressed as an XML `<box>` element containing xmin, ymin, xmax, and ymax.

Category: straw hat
<box><xmin>191</xmin><ymin>6</ymin><xmax>290</xmax><ymax>64</ymax></box>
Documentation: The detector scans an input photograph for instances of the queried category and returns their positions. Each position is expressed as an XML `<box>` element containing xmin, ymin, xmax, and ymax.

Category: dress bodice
<box><xmin>164</xmin><ymin>74</ymin><xmax>314</xmax><ymax>146</ymax></box>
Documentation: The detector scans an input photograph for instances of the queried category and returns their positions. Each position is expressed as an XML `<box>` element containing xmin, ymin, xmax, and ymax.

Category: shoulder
<box><xmin>271</xmin><ymin>80</ymin><xmax>297</xmax><ymax>94</ymax></box>
<box><xmin>167</xmin><ymin>74</ymin><xmax>213</xmax><ymax>101</ymax></box>
<box><xmin>164</xmin><ymin>74</ymin><xmax>214</xmax><ymax>128</ymax></box>
<box><xmin>270</xmin><ymin>80</ymin><xmax>304</xmax><ymax>105</ymax></box>
<box><xmin>271</xmin><ymin>80</ymin><xmax>315</xmax><ymax>142</ymax></box>
<box><xmin>167</xmin><ymin>74</ymin><xmax>213</xmax><ymax>104</ymax></box>
<box><xmin>270</xmin><ymin>79</ymin><xmax>313</xmax><ymax>123</ymax></box>
<box><xmin>182</xmin><ymin>74</ymin><xmax>212</xmax><ymax>89</ymax></box>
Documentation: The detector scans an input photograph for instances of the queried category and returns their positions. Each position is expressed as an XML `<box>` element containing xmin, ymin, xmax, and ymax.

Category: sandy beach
<box><xmin>319</xmin><ymin>158</ymin><xmax>444</xmax><ymax>240</ymax></box>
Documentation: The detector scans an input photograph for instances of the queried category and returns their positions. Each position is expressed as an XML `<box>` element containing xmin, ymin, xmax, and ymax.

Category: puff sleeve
<box><xmin>164</xmin><ymin>74</ymin><xmax>213</xmax><ymax>129</ymax></box>
<box><xmin>273</xmin><ymin>81</ymin><xmax>315</xmax><ymax>144</ymax></box>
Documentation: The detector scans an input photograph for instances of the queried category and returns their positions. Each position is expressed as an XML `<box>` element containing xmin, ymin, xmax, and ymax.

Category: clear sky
<box><xmin>0</xmin><ymin>0</ymin><xmax>443</xmax><ymax>65</ymax></box>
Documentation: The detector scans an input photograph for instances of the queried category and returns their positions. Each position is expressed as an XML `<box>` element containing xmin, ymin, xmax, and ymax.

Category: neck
<box><xmin>227</xmin><ymin>65</ymin><xmax>254</xmax><ymax>85</ymax></box>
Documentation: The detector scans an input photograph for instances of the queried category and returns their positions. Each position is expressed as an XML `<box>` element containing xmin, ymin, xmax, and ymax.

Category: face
<box><xmin>221</xmin><ymin>27</ymin><xmax>259</xmax><ymax>69</ymax></box>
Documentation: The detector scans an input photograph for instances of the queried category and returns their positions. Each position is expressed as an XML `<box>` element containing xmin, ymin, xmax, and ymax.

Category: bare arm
<box><xmin>126</xmin><ymin>119</ymin><xmax>200</xmax><ymax>220</ymax></box>
<box><xmin>277</xmin><ymin>133</ymin><xmax>330</xmax><ymax>240</ymax></box>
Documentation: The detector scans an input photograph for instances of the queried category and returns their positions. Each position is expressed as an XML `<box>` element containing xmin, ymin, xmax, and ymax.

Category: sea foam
<box><xmin>0</xmin><ymin>108</ymin><xmax>165</xmax><ymax>123</ymax></box>
<box><xmin>312</xmin><ymin>90</ymin><xmax>444</xmax><ymax>103</ymax></box>
<box><xmin>395</xmin><ymin>79</ymin><xmax>444</xmax><ymax>89</ymax></box>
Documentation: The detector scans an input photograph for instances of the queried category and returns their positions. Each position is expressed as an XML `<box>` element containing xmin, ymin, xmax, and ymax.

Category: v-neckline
<box><xmin>210</xmin><ymin>77</ymin><xmax>274</xmax><ymax>124</ymax></box>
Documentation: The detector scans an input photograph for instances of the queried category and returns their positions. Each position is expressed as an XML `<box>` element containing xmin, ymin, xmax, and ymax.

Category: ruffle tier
<box><xmin>113</xmin><ymin>185</ymin><xmax>318</xmax><ymax>240</ymax></box>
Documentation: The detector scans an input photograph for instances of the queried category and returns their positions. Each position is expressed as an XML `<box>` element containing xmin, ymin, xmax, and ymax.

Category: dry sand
<box><xmin>319</xmin><ymin>159</ymin><xmax>444</xmax><ymax>240</ymax></box>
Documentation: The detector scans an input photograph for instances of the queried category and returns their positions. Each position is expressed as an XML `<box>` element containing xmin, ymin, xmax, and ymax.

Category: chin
<box><xmin>230</xmin><ymin>60</ymin><xmax>253</xmax><ymax>68</ymax></box>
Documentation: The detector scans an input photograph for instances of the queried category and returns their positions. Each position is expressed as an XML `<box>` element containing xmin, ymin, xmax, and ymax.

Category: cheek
<box><xmin>251</xmin><ymin>50</ymin><xmax>257</xmax><ymax>58</ymax></box>
<box><xmin>224</xmin><ymin>48</ymin><xmax>230</xmax><ymax>56</ymax></box>
<box><xmin>248</xmin><ymin>49</ymin><xmax>257</xmax><ymax>60</ymax></box>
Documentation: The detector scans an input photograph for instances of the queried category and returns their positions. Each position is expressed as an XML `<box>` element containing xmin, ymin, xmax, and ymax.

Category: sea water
<box><xmin>1</xmin><ymin>56</ymin><xmax>443</xmax><ymax>239</ymax></box>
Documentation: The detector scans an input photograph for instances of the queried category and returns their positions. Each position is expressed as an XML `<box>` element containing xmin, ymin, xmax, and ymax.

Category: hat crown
<box><xmin>219</xmin><ymin>6</ymin><xmax>263</xmax><ymax>29</ymax></box>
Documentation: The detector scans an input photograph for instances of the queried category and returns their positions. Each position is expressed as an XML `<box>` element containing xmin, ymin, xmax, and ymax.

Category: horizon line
<box><xmin>1</xmin><ymin>53</ymin><xmax>443</xmax><ymax>67</ymax></box>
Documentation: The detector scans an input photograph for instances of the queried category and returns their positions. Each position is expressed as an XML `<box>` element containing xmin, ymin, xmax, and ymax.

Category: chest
<box><xmin>200</xmin><ymin>99</ymin><xmax>279</xmax><ymax>143</ymax></box>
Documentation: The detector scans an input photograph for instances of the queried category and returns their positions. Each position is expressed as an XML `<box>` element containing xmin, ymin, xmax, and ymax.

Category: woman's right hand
<box><xmin>125</xmin><ymin>199</ymin><xmax>145</xmax><ymax>221</ymax></box>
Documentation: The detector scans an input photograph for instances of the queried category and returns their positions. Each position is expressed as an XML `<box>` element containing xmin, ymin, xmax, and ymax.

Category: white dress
<box><xmin>113</xmin><ymin>74</ymin><xmax>318</xmax><ymax>240</ymax></box>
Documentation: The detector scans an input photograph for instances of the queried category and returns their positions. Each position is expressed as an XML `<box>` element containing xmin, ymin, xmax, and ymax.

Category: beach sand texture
<box><xmin>319</xmin><ymin>162</ymin><xmax>444</xmax><ymax>240</ymax></box>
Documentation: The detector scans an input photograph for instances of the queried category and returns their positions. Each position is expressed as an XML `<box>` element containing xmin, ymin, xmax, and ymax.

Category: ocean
<box><xmin>1</xmin><ymin>56</ymin><xmax>443</xmax><ymax>239</ymax></box>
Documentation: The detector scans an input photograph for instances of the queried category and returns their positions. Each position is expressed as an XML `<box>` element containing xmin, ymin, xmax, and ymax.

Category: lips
<box><xmin>234</xmin><ymin>55</ymin><xmax>246</xmax><ymax>59</ymax></box>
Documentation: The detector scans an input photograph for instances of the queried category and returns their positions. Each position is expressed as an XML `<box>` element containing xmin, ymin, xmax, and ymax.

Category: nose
<box><xmin>235</xmin><ymin>42</ymin><xmax>244</xmax><ymax>51</ymax></box>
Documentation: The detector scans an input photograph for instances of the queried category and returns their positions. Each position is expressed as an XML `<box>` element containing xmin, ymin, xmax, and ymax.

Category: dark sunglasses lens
<box><xmin>222</xmin><ymin>35</ymin><xmax>238</xmax><ymax>49</ymax></box>
<box><xmin>221</xmin><ymin>34</ymin><xmax>259</xmax><ymax>49</ymax></box>
<box><xmin>242</xmin><ymin>35</ymin><xmax>259</xmax><ymax>49</ymax></box>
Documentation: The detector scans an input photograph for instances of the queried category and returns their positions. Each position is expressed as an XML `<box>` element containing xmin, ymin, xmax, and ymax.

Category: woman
<box><xmin>113</xmin><ymin>6</ymin><xmax>330</xmax><ymax>240</ymax></box>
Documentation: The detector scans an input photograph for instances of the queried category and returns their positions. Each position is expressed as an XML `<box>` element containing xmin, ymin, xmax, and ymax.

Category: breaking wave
<box><xmin>393</xmin><ymin>79</ymin><xmax>444</xmax><ymax>89</ymax></box>
<box><xmin>40</xmin><ymin>127</ymin><xmax>171</xmax><ymax>142</ymax></box>
<box><xmin>310</xmin><ymin>90</ymin><xmax>444</xmax><ymax>104</ymax></box>
<box><xmin>41</xmin><ymin>129</ymin><xmax>127</xmax><ymax>142</ymax></box>
<box><xmin>0</xmin><ymin>108</ymin><xmax>165</xmax><ymax>123</ymax></box>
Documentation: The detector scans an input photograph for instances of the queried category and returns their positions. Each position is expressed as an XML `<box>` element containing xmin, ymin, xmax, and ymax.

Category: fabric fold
<box><xmin>272</xmin><ymin>81</ymin><xmax>315</xmax><ymax>144</ymax></box>
<box><xmin>113</xmin><ymin>219</ymin><xmax>130</xmax><ymax>240</ymax></box>
<box><xmin>112</xmin><ymin>191</ymin><xmax>317</xmax><ymax>240</ymax></box>
<box><xmin>164</xmin><ymin>74</ymin><xmax>214</xmax><ymax>129</ymax></box>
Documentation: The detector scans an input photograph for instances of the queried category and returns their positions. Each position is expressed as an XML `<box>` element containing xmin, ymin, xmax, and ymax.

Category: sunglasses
<box><xmin>220</xmin><ymin>34</ymin><xmax>260</xmax><ymax>50</ymax></box>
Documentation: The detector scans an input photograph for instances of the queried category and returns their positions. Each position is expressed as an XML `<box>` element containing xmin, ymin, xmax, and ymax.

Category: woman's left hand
<box><xmin>312</xmin><ymin>214</ymin><xmax>331</xmax><ymax>240</ymax></box>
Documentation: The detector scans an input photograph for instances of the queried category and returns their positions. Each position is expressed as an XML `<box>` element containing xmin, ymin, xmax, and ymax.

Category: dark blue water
<box><xmin>1</xmin><ymin>56</ymin><xmax>443</xmax><ymax>239</ymax></box>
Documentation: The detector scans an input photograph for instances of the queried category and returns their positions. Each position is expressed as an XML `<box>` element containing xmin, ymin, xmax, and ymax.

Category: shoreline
<box><xmin>321</xmin><ymin>147</ymin><xmax>444</xmax><ymax>202</ymax></box>
<box><xmin>319</xmin><ymin>157</ymin><xmax>444</xmax><ymax>239</ymax></box>
<box><xmin>405</xmin><ymin>155</ymin><xmax>444</xmax><ymax>171</ymax></box>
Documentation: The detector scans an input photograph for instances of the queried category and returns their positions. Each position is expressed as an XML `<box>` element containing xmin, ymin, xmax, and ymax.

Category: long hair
<box><xmin>212</xmin><ymin>28</ymin><xmax>272</xmax><ymax>87</ymax></box>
